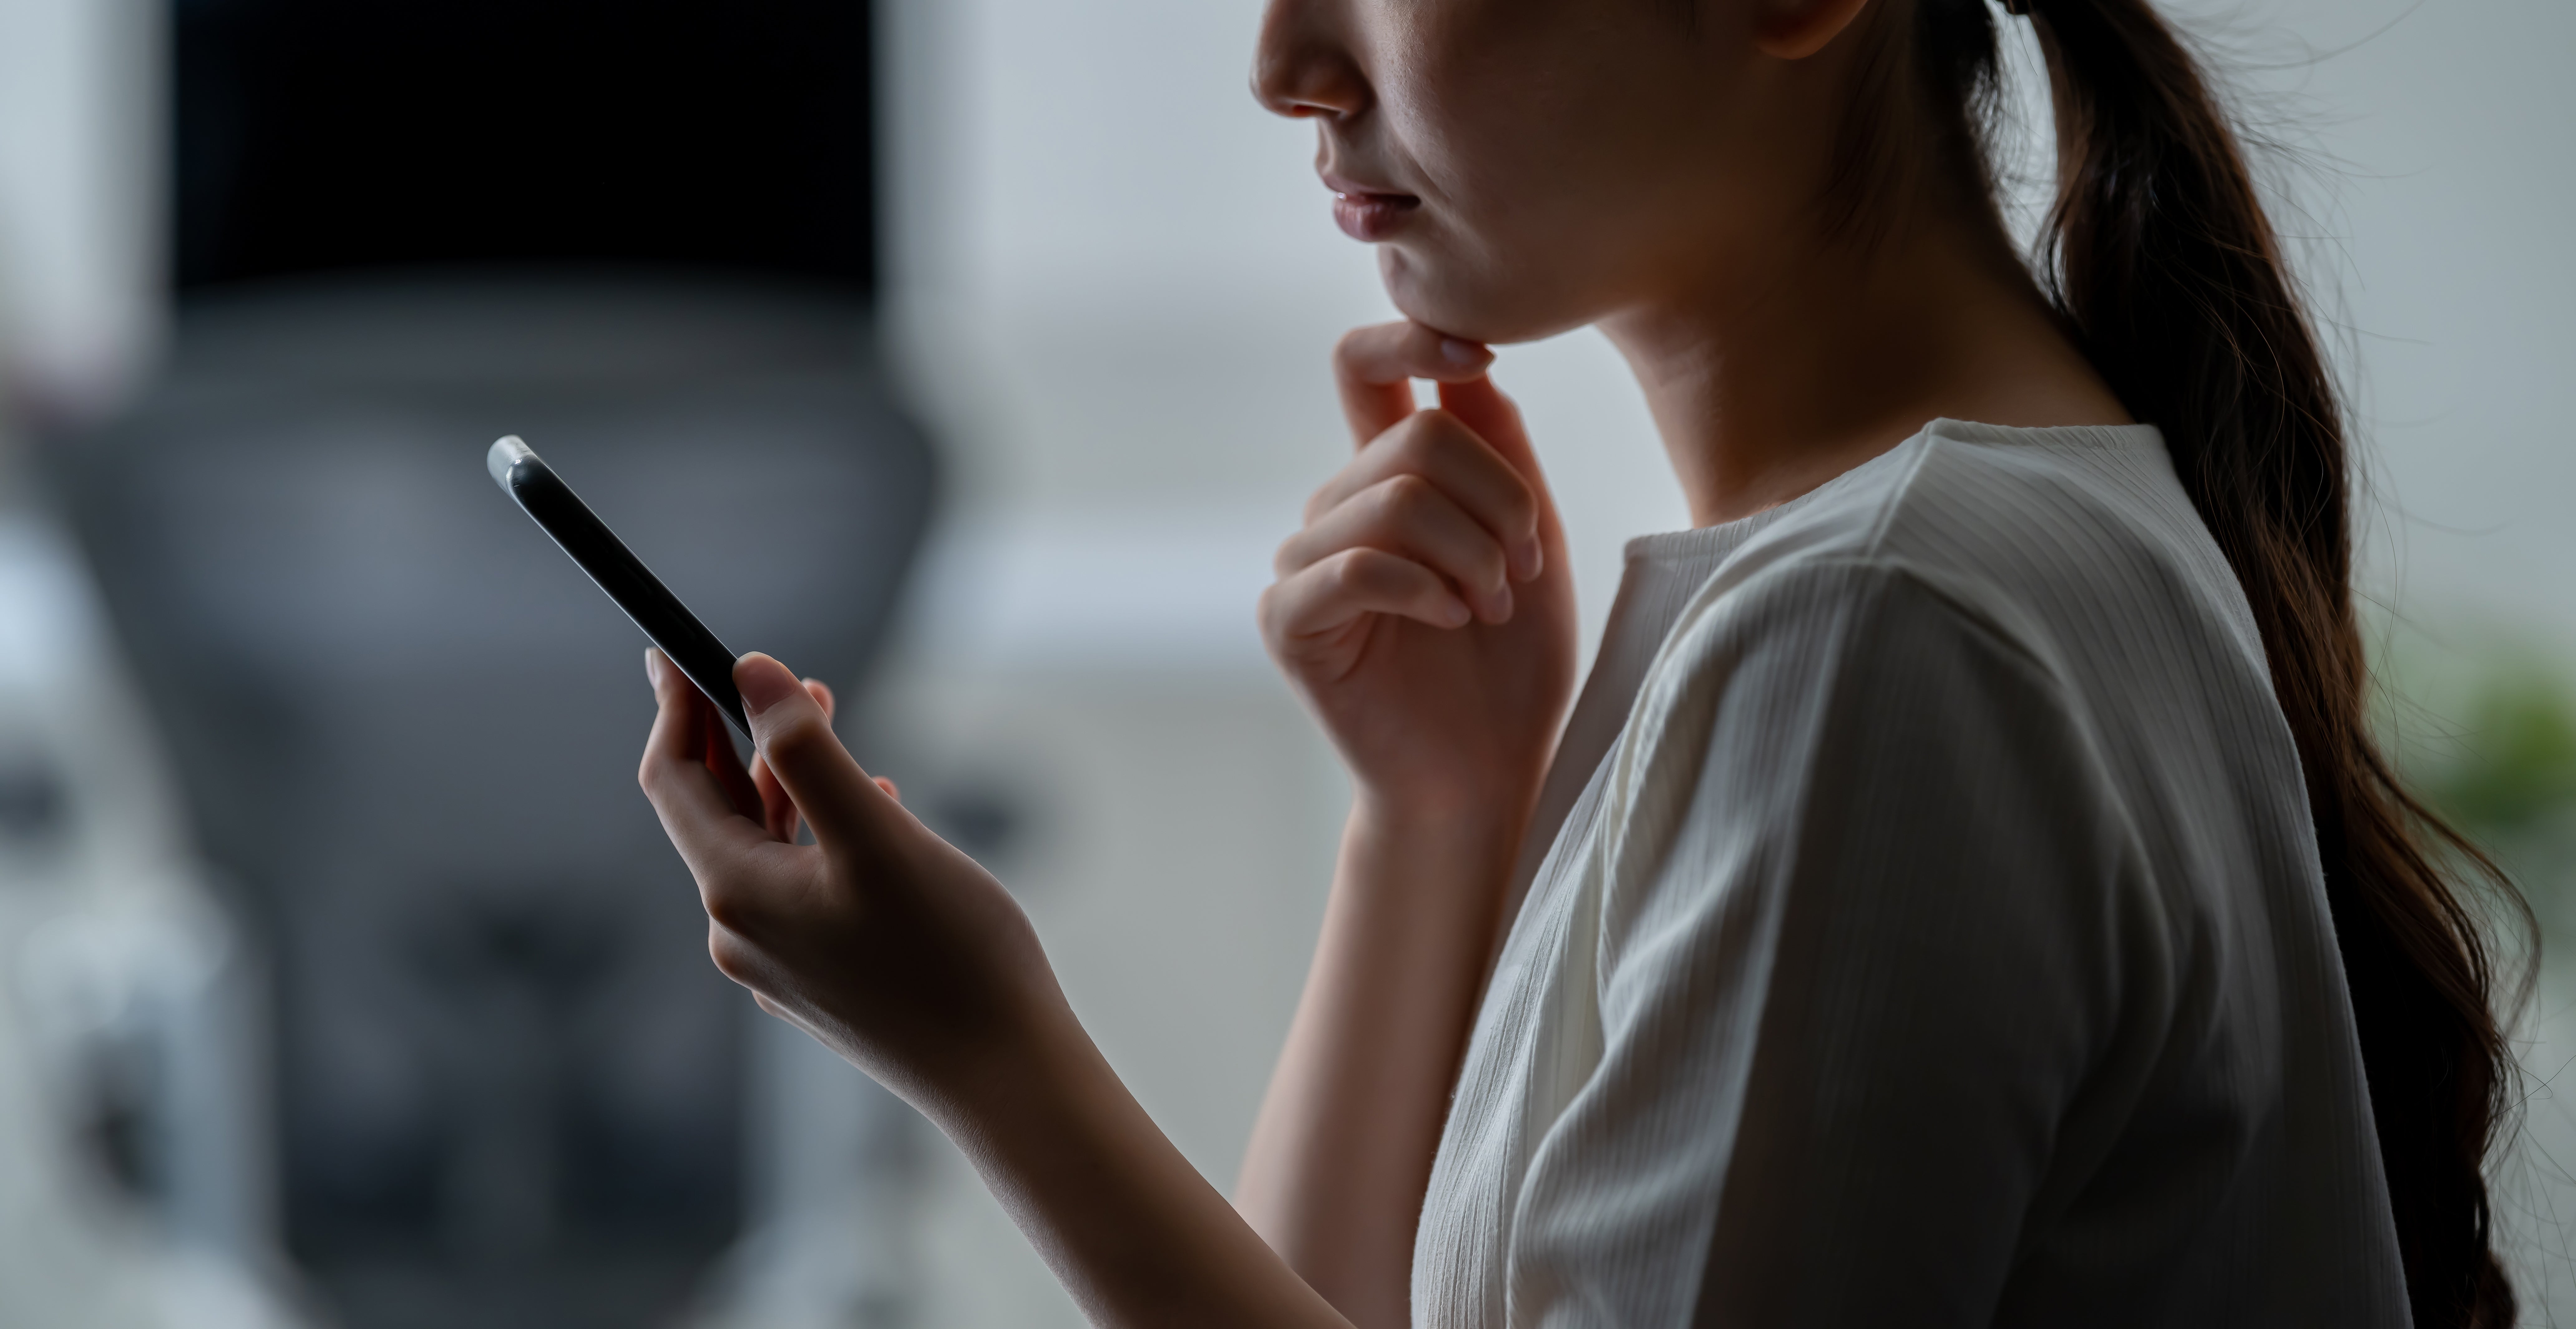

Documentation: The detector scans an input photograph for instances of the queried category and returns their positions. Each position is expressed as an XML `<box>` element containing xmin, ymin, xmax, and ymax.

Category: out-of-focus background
<box><xmin>0</xmin><ymin>0</ymin><xmax>2567</xmax><ymax>1324</ymax></box>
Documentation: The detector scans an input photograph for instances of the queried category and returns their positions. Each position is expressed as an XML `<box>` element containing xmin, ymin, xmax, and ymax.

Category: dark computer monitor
<box><xmin>175</xmin><ymin>0</ymin><xmax>877</xmax><ymax>294</ymax></box>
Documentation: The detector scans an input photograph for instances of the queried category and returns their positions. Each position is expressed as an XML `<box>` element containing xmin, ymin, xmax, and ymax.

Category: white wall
<box><xmin>0</xmin><ymin>0</ymin><xmax>161</xmax><ymax>421</ymax></box>
<box><xmin>2149</xmin><ymin>0</ymin><xmax>2576</xmax><ymax>656</ymax></box>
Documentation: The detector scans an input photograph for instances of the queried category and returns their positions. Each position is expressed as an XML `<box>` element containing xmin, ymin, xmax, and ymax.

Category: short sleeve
<box><xmin>1501</xmin><ymin>559</ymin><xmax>2159</xmax><ymax>1327</ymax></box>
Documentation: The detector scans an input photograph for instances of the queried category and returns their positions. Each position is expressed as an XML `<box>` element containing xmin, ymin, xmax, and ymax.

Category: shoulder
<box><xmin>1610</xmin><ymin>421</ymin><xmax>2255</xmax><ymax>821</ymax></box>
<box><xmin>1591</xmin><ymin>441</ymin><xmax>2178</xmax><ymax>982</ymax></box>
<box><xmin>1620</xmin><ymin>553</ymin><xmax>2076</xmax><ymax>818</ymax></box>
<box><xmin>1655</xmin><ymin>419</ymin><xmax>2258</xmax><ymax>702</ymax></box>
<box><xmin>1587</xmin><ymin>517</ymin><xmax>2155</xmax><ymax>1052</ymax></box>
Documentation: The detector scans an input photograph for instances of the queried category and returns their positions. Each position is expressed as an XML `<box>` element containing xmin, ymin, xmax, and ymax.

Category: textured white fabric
<box><xmin>1414</xmin><ymin>419</ymin><xmax>2409</xmax><ymax>1328</ymax></box>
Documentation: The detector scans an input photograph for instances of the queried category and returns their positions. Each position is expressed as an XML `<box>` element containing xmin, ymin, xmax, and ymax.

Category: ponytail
<box><xmin>1902</xmin><ymin>1</ymin><xmax>2529</xmax><ymax>1323</ymax></box>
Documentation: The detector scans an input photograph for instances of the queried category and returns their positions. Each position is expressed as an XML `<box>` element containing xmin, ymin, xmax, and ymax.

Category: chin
<box><xmin>1378</xmin><ymin>245</ymin><xmax>1595</xmax><ymax>347</ymax></box>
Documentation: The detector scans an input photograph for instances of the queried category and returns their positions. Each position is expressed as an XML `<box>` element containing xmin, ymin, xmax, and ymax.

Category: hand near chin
<box><xmin>638</xmin><ymin>649</ymin><xmax>1062</xmax><ymax>1109</ymax></box>
<box><xmin>1262</xmin><ymin>321</ymin><xmax>1579</xmax><ymax>824</ymax></box>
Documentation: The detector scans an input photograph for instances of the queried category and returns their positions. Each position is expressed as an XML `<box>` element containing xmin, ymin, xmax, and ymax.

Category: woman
<box><xmin>638</xmin><ymin>0</ymin><xmax>2524</xmax><ymax>1323</ymax></box>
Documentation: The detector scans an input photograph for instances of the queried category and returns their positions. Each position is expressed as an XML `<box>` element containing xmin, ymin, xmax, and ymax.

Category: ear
<box><xmin>1751</xmin><ymin>0</ymin><xmax>1876</xmax><ymax>60</ymax></box>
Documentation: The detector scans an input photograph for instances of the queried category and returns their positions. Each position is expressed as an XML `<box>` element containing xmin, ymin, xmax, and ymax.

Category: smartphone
<box><xmin>487</xmin><ymin>436</ymin><xmax>752</xmax><ymax>739</ymax></box>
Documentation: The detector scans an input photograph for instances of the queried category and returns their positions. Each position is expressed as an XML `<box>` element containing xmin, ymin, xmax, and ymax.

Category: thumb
<box><xmin>735</xmin><ymin>652</ymin><xmax>883</xmax><ymax>849</ymax></box>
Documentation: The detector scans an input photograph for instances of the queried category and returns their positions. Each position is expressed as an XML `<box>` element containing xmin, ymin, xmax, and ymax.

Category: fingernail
<box><xmin>1443</xmin><ymin>597</ymin><xmax>1473</xmax><ymax>628</ymax></box>
<box><xmin>1521</xmin><ymin>539</ymin><xmax>1545</xmax><ymax>580</ymax></box>
<box><xmin>736</xmin><ymin>653</ymin><xmax>802</xmax><ymax>718</ymax></box>
<box><xmin>1439</xmin><ymin>337</ymin><xmax>1489</xmax><ymax>368</ymax></box>
<box><xmin>645</xmin><ymin>648</ymin><xmax>664</xmax><ymax>686</ymax></box>
<box><xmin>1491</xmin><ymin>583</ymin><xmax>1515</xmax><ymax>620</ymax></box>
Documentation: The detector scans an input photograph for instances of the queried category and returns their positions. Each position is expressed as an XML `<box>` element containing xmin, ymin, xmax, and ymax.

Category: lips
<box><xmin>1324</xmin><ymin>171</ymin><xmax>1421</xmax><ymax>242</ymax></box>
<box><xmin>1332</xmin><ymin>191</ymin><xmax>1419</xmax><ymax>241</ymax></box>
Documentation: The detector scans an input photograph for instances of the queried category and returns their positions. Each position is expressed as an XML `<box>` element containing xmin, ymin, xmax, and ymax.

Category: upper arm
<box><xmin>1505</xmin><ymin>562</ymin><xmax>2157</xmax><ymax>1327</ymax></box>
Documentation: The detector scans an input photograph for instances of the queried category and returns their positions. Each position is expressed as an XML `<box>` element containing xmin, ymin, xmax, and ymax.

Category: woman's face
<box><xmin>1254</xmin><ymin>0</ymin><xmax>1842</xmax><ymax>344</ymax></box>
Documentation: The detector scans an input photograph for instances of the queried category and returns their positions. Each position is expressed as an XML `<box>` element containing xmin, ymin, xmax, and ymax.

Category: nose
<box><xmin>1252</xmin><ymin>0</ymin><xmax>1369</xmax><ymax>120</ymax></box>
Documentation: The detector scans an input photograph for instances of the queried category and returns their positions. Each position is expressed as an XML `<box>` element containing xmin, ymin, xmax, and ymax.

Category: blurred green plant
<box><xmin>2417</xmin><ymin>669</ymin><xmax>2576</xmax><ymax>844</ymax></box>
<box><xmin>2393</xmin><ymin>655</ymin><xmax>2576</xmax><ymax>941</ymax></box>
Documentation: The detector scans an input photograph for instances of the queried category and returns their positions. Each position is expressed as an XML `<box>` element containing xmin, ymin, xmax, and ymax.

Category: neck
<box><xmin>1599</xmin><ymin>204</ymin><xmax>2128</xmax><ymax>527</ymax></box>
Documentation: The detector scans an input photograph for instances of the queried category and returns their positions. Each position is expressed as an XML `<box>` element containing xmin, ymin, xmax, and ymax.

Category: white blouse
<box><xmin>1412</xmin><ymin>420</ymin><xmax>2408</xmax><ymax>1327</ymax></box>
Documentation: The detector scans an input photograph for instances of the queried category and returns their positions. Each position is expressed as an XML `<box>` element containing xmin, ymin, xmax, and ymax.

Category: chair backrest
<box><xmin>46</xmin><ymin>274</ymin><xmax>936</xmax><ymax>1325</ymax></box>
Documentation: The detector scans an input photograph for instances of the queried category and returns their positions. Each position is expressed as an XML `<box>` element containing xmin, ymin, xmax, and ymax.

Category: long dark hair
<box><xmin>1871</xmin><ymin>1</ymin><xmax>2530</xmax><ymax>1323</ymax></box>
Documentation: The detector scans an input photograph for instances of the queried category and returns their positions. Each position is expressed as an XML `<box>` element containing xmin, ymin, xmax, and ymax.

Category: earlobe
<box><xmin>1751</xmin><ymin>0</ymin><xmax>1876</xmax><ymax>60</ymax></box>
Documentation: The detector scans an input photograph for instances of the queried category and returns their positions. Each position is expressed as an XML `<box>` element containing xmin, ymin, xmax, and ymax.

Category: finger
<box><xmin>1438</xmin><ymin>376</ymin><xmax>1544</xmax><ymax>493</ymax></box>
<box><xmin>752</xmin><ymin>755</ymin><xmax>790</xmax><ymax>842</ymax></box>
<box><xmin>736</xmin><ymin>652</ymin><xmax>891</xmax><ymax>855</ymax></box>
<box><xmin>1277</xmin><ymin>474</ymin><xmax>1517</xmax><ymax>623</ymax></box>
<box><xmin>702</xmin><ymin>698</ymin><xmax>762</xmax><ymax>819</ymax></box>
<box><xmin>1333</xmin><ymin>322</ymin><xmax>1494</xmax><ymax>447</ymax></box>
<box><xmin>1299</xmin><ymin>409</ymin><xmax>1543</xmax><ymax>580</ymax></box>
<box><xmin>647</xmin><ymin>648</ymin><xmax>755</xmax><ymax>817</ymax></box>
<box><xmin>647</xmin><ymin>648</ymin><xmax>763</xmax><ymax>818</ymax></box>
<box><xmin>1261</xmin><ymin>546</ymin><xmax>1471</xmax><ymax>646</ymax></box>
<box><xmin>750</xmin><ymin>677</ymin><xmax>838</xmax><ymax>843</ymax></box>
<box><xmin>644</xmin><ymin>647</ymin><xmax>710</xmax><ymax>776</ymax></box>
<box><xmin>642</xmin><ymin>650</ymin><xmax>789</xmax><ymax>889</ymax></box>
<box><xmin>1440</xmin><ymin>376</ymin><xmax>1559</xmax><ymax>575</ymax></box>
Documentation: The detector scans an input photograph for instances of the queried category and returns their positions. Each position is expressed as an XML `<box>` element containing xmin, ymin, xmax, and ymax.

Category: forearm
<box><xmin>1234</xmin><ymin>798</ymin><xmax>1525</xmax><ymax>1328</ymax></box>
<box><xmin>931</xmin><ymin>995</ymin><xmax>1355</xmax><ymax>1329</ymax></box>
<box><xmin>647</xmin><ymin>657</ymin><xmax>1353</xmax><ymax>1327</ymax></box>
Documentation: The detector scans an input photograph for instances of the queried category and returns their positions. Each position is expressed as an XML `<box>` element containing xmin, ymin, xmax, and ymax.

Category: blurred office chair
<box><xmin>47</xmin><ymin>274</ymin><xmax>935</xmax><ymax>1329</ymax></box>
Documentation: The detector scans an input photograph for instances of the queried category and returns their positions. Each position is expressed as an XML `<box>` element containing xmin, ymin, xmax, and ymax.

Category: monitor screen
<box><xmin>174</xmin><ymin>0</ymin><xmax>876</xmax><ymax>293</ymax></box>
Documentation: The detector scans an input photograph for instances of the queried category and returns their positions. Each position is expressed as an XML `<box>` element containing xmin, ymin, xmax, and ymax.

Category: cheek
<box><xmin>1372</xmin><ymin>33</ymin><xmax>1707</xmax><ymax>339</ymax></box>
<box><xmin>1376</xmin><ymin>230</ymin><xmax>1608</xmax><ymax>345</ymax></box>
<box><xmin>1376</xmin><ymin>140</ymin><xmax>1670</xmax><ymax>343</ymax></box>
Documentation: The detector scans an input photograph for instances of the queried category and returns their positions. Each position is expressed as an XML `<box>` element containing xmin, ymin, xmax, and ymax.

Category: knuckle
<box><xmin>701</xmin><ymin>875</ymin><xmax>758</xmax><ymax>933</ymax></box>
<box><xmin>637</xmin><ymin>754</ymin><xmax>688</xmax><ymax>805</ymax></box>
<box><xmin>783</xmin><ymin>711</ymin><xmax>828</xmax><ymax>747</ymax></box>
<box><xmin>1325</xmin><ymin>546</ymin><xmax>1379</xmax><ymax>594</ymax></box>
<box><xmin>761</xmin><ymin>712</ymin><xmax>831</xmax><ymax>766</ymax></box>
<box><xmin>1352</xmin><ymin>549</ymin><xmax>1417</xmax><ymax>599</ymax></box>
<box><xmin>707</xmin><ymin>924</ymin><xmax>757</xmax><ymax>984</ymax></box>
<box><xmin>1376</xmin><ymin>417</ymin><xmax>1435</xmax><ymax>466</ymax></box>
<box><xmin>1376</xmin><ymin>472</ymin><xmax>1434</xmax><ymax>519</ymax></box>
<box><xmin>1259</xmin><ymin>593</ymin><xmax>1309</xmax><ymax>653</ymax></box>
<box><xmin>1409</xmin><ymin>407</ymin><xmax>1471</xmax><ymax>442</ymax></box>
<box><xmin>1400</xmin><ymin>412</ymin><xmax>1485</xmax><ymax>471</ymax></box>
